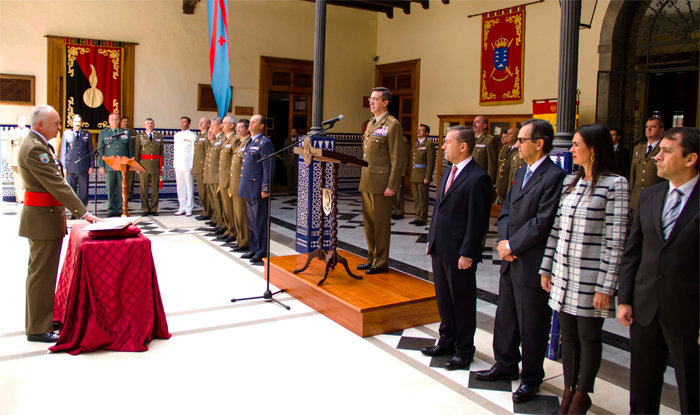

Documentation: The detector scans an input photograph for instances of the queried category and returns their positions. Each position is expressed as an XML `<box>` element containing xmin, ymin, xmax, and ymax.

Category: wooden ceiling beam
<box><xmin>356</xmin><ymin>0</ymin><xmax>412</xmax><ymax>15</ymax></box>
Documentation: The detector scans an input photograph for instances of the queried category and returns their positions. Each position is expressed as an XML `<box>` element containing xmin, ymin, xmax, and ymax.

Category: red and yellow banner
<box><xmin>479</xmin><ymin>6</ymin><xmax>525</xmax><ymax>106</ymax></box>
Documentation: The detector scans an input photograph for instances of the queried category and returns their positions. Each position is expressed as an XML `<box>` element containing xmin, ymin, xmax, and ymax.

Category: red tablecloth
<box><xmin>50</xmin><ymin>223</ymin><xmax>171</xmax><ymax>355</ymax></box>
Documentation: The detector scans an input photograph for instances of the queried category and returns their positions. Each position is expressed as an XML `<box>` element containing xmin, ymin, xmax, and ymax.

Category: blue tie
<box><xmin>662</xmin><ymin>188</ymin><xmax>684</xmax><ymax>240</ymax></box>
<box><xmin>521</xmin><ymin>166</ymin><xmax>533</xmax><ymax>190</ymax></box>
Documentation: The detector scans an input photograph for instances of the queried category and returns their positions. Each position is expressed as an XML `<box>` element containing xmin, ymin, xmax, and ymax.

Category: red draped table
<box><xmin>51</xmin><ymin>223</ymin><xmax>171</xmax><ymax>355</ymax></box>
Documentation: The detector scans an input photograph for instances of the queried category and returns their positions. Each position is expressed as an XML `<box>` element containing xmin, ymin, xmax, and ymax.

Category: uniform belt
<box><xmin>141</xmin><ymin>155</ymin><xmax>164</xmax><ymax>189</ymax></box>
<box><xmin>412</xmin><ymin>164</ymin><xmax>427</xmax><ymax>168</ymax></box>
<box><xmin>24</xmin><ymin>191</ymin><xmax>61</xmax><ymax>207</ymax></box>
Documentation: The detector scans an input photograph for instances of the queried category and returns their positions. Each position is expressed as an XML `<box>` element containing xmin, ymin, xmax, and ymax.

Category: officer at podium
<box><xmin>98</xmin><ymin>113</ymin><xmax>133</xmax><ymax>217</ymax></box>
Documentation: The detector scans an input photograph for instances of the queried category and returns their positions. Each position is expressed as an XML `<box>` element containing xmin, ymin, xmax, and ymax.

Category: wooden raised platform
<box><xmin>267</xmin><ymin>250</ymin><xmax>440</xmax><ymax>337</ymax></box>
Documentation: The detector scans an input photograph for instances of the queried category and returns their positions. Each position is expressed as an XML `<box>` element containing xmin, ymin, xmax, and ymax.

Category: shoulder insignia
<box><xmin>39</xmin><ymin>153</ymin><xmax>50</xmax><ymax>163</ymax></box>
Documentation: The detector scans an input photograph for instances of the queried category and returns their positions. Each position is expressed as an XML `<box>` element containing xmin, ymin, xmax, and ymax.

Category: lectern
<box><xmin>102</xmin><ymin>156</ymin><xmax>146</xmax><ymax>217</ymax></box>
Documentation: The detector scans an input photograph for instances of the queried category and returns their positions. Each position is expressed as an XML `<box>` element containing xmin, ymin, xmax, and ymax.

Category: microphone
<box><xmin>321</xmin><ymin>115</ymin><xmax>344</xmax><ymax>126</ymax></box>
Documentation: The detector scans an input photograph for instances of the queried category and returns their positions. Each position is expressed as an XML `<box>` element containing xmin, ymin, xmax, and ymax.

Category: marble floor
<box><xmin>0</xmin><ymin>194</ymin><xmax>681</xmax><ymax>415</ymax></box>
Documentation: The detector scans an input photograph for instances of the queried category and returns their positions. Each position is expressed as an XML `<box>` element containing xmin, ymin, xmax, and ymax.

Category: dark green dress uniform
<box><xmin>392</xmin><ymin>136</ymin><xmax>411</xmax><ymax>217</ymax></box>
<box><xmin>125</xmin><ymin>129</ymin><xmax>137</xmax><ymax>201</ymax></box>
<box><xmin>495</xmin><ymin>145</ymin><xmax>519</xmax><ymax>203</ymax></box>
<box><xmin>229</xmin><ymin>134</ymin><xmax>251</xmax><ymax>249</ymax></box>
<box><xmin>193</xmin><ymin>129</ymin><xmax>211</xmax><ymax>217</ymax></box>
<box><xmin>98</xmin><ymin>127</ymin><xmax>133</xmax><ymax>216</ymax></box>
<box><xmin>219</xmin><ymin>132</ymin><xmax>239</xmax><ymax>238</ymax></box>
<box><xmin>359</xmin><ymin>111</ymin><xmax>405</xmax><ymax>269</ymax></box>
<box><xmin>629</xmin><ymin>141</ymin><xmax>666</xmax><ymax>211</ymax></box>
<box><xmin>473</xmin><ymin>132</ymin><xmax>498</xmax><ymax>185</ymax></box>
<box><xmin>18</xmin><ymin>131</ymin><xmax>88</xmax><ymax>335</ymax></box>
<box><xmin>134</xmin><ymin>131</ymin><xmax>164</xmax><ymax>214</ymax></box>
<box><xmin>409</xmin><ymin>138</ymin><xmax>436</xmax><ymax>223</ymax></box>
<box><xmin>204</xmin><ymin>133</ymin><xmax>225</xmax><ymax>227</ymax></box>
<box><xmin>507</xmin><ymin>152</ymin><xmax>526</xmax><ymax>194</ymax></box>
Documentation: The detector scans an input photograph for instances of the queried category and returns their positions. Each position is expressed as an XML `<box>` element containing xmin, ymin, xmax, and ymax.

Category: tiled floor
<box><xmin>0</xmin><ymin>195</ymin><xmax>681</xmax><ymax>414</ymax></box>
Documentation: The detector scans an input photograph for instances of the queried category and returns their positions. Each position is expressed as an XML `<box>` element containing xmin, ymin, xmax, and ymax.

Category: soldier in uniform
<box><xmin>229</xmin><ymin>119</ymin><xmax>251</xmax><ymax>252</ymax></box>
<box><xmin>391</xmin><ymin>135</ymin><xmax>411</xmax><ymax>220</ymax></box>
<box><xmin>134</xmin><ymin>118</ymin><xmax>164</xmax><ymax>216</ymax></box>
<box><xmin>610</xmin><ymin>128</ymin><xmax>630</xmax><ymax>178</ymax></box>
<box><xmin>629</xmin><ymin>117</ymin><xmax>667</xmax><ymax>212</ymax></box>
<box><xmin>283</xmin><ymin>128</ymin><xmax>299</xmax><ymax>195</ymax></box>
<box><xmin>508</xmin><ymin>151</ymin><xmax>527</xmax><ymax>194</ymax></box>
<box><xmin>7</xmin><ymin>115</ymin><xmax>30</xmax><ymax>203</ymax></box>
<box><xmin>98</xmin><ymin>113</ymin><xmax>132</xmax><ymax>217</ymax></box>
<box><xmin>59</xmin><ymin>114</ymin><xmax>94</xmax><ymax>212</ymax></box>
<box><xmin>409</xmin><ymin>124</ymin><xmax>436</xmax><ymax>226</ymax></box>
<box><xmin>120</xmin><ymin>116</ymin><xmax>137</xmax><ymax>202</ymax></box>
<box><xmin>357</xmin><ymin>87</ymin><xmax>405</xmax><ymax>275</ymax></box>
<box><xmin>495</xmin><ymin>127</ymin><xmax>520</xmax><ymax>204</ymax></box>
<box><xmin>217</xmin><ymin>115</ymin><xmax>239</xmax><ymax>243</ymax></box>
<box><xmin>194</xmin><ymin>118</ymin><xmax>212</xmax><ymax>220</ymax></box>
<box><xmin>472</xmin><ymin>115</ymin><xmax>498</xmax><ymax>185</ymax></box>
<box><xmin>204</xmin><ymin>117</ymin><xmax>225</xmax><ymax>234</ymax></box>
<box><xmin>18</xmin><ymin>105</ymin><xmax>100</xmax><ymax>342</ymax></box>
<box><xmin>238</xmin><ymin>114</ymin><xmax>275</xmax><ymax>264</ymax></box>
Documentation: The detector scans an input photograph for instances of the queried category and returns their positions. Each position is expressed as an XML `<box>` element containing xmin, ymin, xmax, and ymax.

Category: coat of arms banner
<box><xmin>479</xmin><ymin>6</ymin><xmax>525</xmax><ymax>106</ymax></box>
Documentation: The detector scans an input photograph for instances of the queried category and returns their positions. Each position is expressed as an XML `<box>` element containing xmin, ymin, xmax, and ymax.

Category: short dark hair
<box><xmin>372</xmin><ymin>87</ymin><xmax>392</xmax><ymax>106</ymax></box>
<box><xmin>565</xmin><ymin>123</ymin><xmax>620</xmax><ymax>195</ymax></box>
<box><xmin>520</xmin><ymin>118</ymin><xmax>554</xmax><ymax>154</ymax></box>
<box><xmin>181</xmin><ymin>116</ymin><xmax>191</xmax><ymax>124</ymax></box>
<box><xmin>663</xmin><ymin>127</ymin><xmax>700</xmax><ymax>171</ymax></box>
<box><xmin>475</xmin><ymin>115</ymin><xmax>488</xmax><ymax>127</ymax></box>
<box><xmin>420</xmin><ymin>124</ymin><xmax>430</xmax><ymax>134</ymax></box>
<box><xmin>237</xmin><ymin>119</ymin><xmax>250</xmax><ymax>129</ymax></box>
<box><xmin>647</xmin><ymin>116</ymin><xmax>664</xmax><ymax>129</ymax></box>
<box><xmin>120</xmin><ymin>116</ymin><xmax>130</xmax><ymax>121</ymax></box>
<box><xmin>447</xmin><ymin>125</ymin><xmax>475</xmax><ymax>154</ymax></box>
<box><xmin>609</xmin><ymin>128</ymin><xmax>621</xmax><ymax>135</ymax></box>
<box><xmin>145</xmin><ymin>117</ymin><xmax>154</xmax><ymax>122</ymax></box>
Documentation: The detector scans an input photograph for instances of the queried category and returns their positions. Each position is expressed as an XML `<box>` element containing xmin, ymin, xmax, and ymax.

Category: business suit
<box><xmin>98</xmin><ymin>127</ymin><xmax>132</xmax><ymax>216</ymax></box>
<box><xmin>18</xmin><ymin>131</ymin><xmax>87</xmax><ymax>334</ymax></box>
<box><xmin>134</xmin><ymin>131</ymin><xmax>164</xmax><ymax>214</ymax></box>
<box><xmin>427</xmin><ymin>159</ymin><xmax>492</xmax><ymax>359</ymax></box>
<box><xmin>614</xmin><ymin>144</ymin><xmax>630</xmax><ymax>178</ymax></box>
<box><xmin>60</xmin><ymin>129</ymin><xmax>94</xmax><ymax>206</ymax></box>
<box><xmin>204</xmin><ymin>133</ymin><xmax>224</xmax><ymax>227</ymax></box>
<box><xmin>495</xmin><ymin>145</ymin><xmax>519</xmax><ymax>203</ymax></box>
<box><xmin>410</xmin><ymin>138</ymin><xmax>436</xmax><ymax>223</ymax></box>
<box><xmin>629</xmin><ymin>142</ymin><xmax>666</xmax><ymax>211</ymax></box>
<box><xmin>193</xmin><ymin>129</ymin><xmax>211</xmax><ymax>216</ymax></box>
<box><xmin>618</xmin><ymin>178</ymin><xmax>699</xmax><ymax>415</ymax></box>
<box><xmin>229</xmin><ymin>134</ymin><xmax>251</xmax><ymax>249</ymax></box>
<box><xmin>392</xmin><ymin>135</ymin><xmax>411</xmax><ymax>216</ymax></box>
<box><xmin>493</xmin><ymin>157</ymin><xmax>566</xmax><ymax>384</ymax></box>
<box><xmin>219</xmin><ymin>132</ymin><xmax>239</xmax><ymax>238</ymax></box>
<box><xmin>473</xmin><ymin>132</ymin><xmax>498</xmax><ymax>185</ymax></box>
<box><xmin>238</xmin><ymin>134</ymin><xmax>275</xmax><ymax>257</ymax></box>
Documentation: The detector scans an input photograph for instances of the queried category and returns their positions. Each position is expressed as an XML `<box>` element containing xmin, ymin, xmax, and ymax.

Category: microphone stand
<box><xmin>231</xmin><ymin>123</ymin><xmax>339</xmax><ymax>309</ymax></box>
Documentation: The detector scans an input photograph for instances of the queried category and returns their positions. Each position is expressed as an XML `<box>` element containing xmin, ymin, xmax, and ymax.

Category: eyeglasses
<box><xmin>367</xmin><ymin>97</ymin><xmax>382</xmax><ymax>103</ymax></box>
<box><xmin>517</xmin><ymin>136</ymin><xmax>541</xmax><ymax>144</ymax></box>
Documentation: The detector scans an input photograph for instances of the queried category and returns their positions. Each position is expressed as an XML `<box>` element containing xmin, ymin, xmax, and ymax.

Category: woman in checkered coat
<box><xmin>540</xmin><ymin>124</ymin><xmax>629</xmax><ymax>415</ymax></box>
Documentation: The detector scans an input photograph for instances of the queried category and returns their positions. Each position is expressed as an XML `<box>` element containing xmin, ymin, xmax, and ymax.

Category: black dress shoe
<box><xmin>365</xmin><ymin>267</ymin><xmax>389</xmax><ymax>275</ymax></box>
<box><xmin>215</xmin><ymin>228</ymin><xmax>226</xmax><ymax>235</ymax></box>
<box><xmin>195</xmin><ymin>215</ymin><xmax>208</xmax><ymax>220</ymax></box>
<box><xmin>214</xmin><ymin>235</ymin><xmax>228</xmax><ymax>241</ymax></box>
<box><xmin>240</xmin><ymin>252</ymin><xmax>256</xmax><ymax>259</ymax></box>
<box><xmin>27</xmin><ymin>332</ymin><xmax>60</xmax><ymax>343</ymax></box>
<box><xmin>151</xmin><ymin>212</ymin><xmax>159</xmax><ymax>216</ymax></box>
<box><xmin>444</xmin><ymin>356</ymin><xmax>473</xmax><ymax>370</ymax></box>
<box><xmin>393</xmin><ymin>215</ymin><xmax>404</xmax><ymax>220</ymax></box>
<box><xmin>414</xmin><ymin>220</ymin><xmax>427</xmax><ymax>226</ymax></box>
<box><xmin>408</xmin><ymin>219</ymin><xmax>418</xmax><ymax>224</ymax></box>
<box><xmin>205</xmin><ymin>220</ymin><xmax>215</xmax><ymax>225</ymax></box>
<box><xmin>225</xmin><ymin>236</ymin><xmax>237</xmax><ymax>243</ymax></box>
<box><xmin>70</xmin><ymin>215</ymin><xmax>77</xmax><ymax>220</ymax></box>
<box><xmin>53</xmin><ymin>321</ymin><xmax>63</xmax><ymax>331</ymax></box>
<box><xmin>474</xmin><ymin>366</ymin><xmax>520</xmax><ymax>382</ymax></box>
<box><xmin>249</xmin><ymin>255</ymin><xmax>264</xmax><ymax>264</ymax></box>
<box><xmin>231</xmin><ymin>246</ymin><xmax>249</xmax><ymax>252</ymax></box>
<box><xmin>420</xmin><ymin>344</ymin><xmax>455</xmax><ymax>357</ymax></box>
<box><xmin>512</xmin><ymin>381</ymin><xmax>540</xmax><ymax>403</ymax></box>
<box><xmin>356</xmin><ymin>262</ymin><xmax>372</xmax><ymax>271</ymax></box>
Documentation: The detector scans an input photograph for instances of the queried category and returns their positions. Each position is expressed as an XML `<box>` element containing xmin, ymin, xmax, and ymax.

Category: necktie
<box><xmin>149</xmin><ymin>133</ymin><xmax>153</xmax><ymax>141</ymax></box>
<box><xmin>646</xmin><ymin>144</ymin><xmax>653</xmax><ymax>156</ymax></box>
<box><xmin>662</xmin><ymin>188</ymin><xmax>684</xmax><ymax>240</ymax></box>
<box><xmin>521</xmin><ymin>166</ymin><xmax>533</xmax><ymax>189</ymax></box>
<box><xmin>444</xmin><ymin>164</ymin><xmax>458</xmax><ymax>195</ymax></box>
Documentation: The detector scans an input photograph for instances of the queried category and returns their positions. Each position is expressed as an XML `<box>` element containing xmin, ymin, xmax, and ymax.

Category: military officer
<box><xmin>409</xmin><ymin>124</ymin><xmax>436</xmax><ymax>226</ymax></box>
<box><xmin>495</xmin><ymin>127</ymin><xmax>520</xmax><ymax>204</ymax></box>
<box><xmin>238</xmin><ymin>114</ymin><xmax>275</xmax><ymax>264</ymax></box>
<box><xmin>59</xmin><ymin>114</ymin><xmax>94</xmax><ymax>211</ymax></box>
<box><xmin>229</xmin><ymin>119</ymin><xmax>252</xmax><ymax>252</ymax></box>
<box><xmin>391</xmin><ymin>135</ymin><xmax>411</xmax><ymax>220</ymax></box>
<box><xmin>283</xmin><ymin>128</ymin><xmax>299</xmax><ymax>195</ymax></box>
<box><xmin>204</xmin><ymin>117</ymin><xmax>225</xmax><ymax>234</ymax></box>
<box><xmin>7</xmin><ymin>115</ymin><xmax>30</xmax><ymax>203</ymax></box>
<box><xmin>629</xmin><ymin>117</ymin><xmax>667</xmax><ymax>212</ymax></box>
<box><xmin>508</xmin><ymin>151</ymin><xmax>526</xmax><ymax>194</ymax></box>
<box><xmin>194</xmin><ymin>117</ymin><xmax>212</xmax><ymax>220</ymax></box>
<box><xmin>217</xmin><ymin>115</ymin><xmax>239</xmax><ymax>243</ymax></box>
<box><xmin>472</xmin><ymin>115</ymin><xmax>498</xmax><ymax>185</ymax></box>
<box><xmin>98</xmin><ymin>113</ymin><xmax>133</xmax><ymax>217</ymax></box>
<box><xmin>134</xmin><ymin>118</ymin><xmax>164</xmax><ymax>216</ymax></box>
<box><xmin>120</xmin><ymin>116</ymin><xmax>137</xmax><ymax>201</ymax></box>
<box><xmin>357</xmin><ymin>87</ymin><xmax>405</xmax><ymax>275</ymax></box>
<box><xmin>18</xmin><ymin>105</ymin><xmax>101</xmax><ymax>343</ymax></box>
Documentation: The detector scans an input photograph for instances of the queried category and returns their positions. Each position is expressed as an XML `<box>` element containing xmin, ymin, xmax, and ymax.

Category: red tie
<box><xmin>444</xmin><ymin>164</ymin><xmax>458</xmax><ymax>195</ymax></box>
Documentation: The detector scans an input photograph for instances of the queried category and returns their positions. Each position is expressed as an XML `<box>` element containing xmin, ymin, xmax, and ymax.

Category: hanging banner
<box><xmin>207</xmin><ymin>0</ymin><xmax>232</xmax><ymax>118</ymax></box>
<box><xmin>479</xmin><ymin>6</ymin><xmax>525</xmax><ymax>106</ymax></box>
<box><xmin>65</xmin><ymin>42</ymin><xmax>123</xmax><ymax>129</ymax></box>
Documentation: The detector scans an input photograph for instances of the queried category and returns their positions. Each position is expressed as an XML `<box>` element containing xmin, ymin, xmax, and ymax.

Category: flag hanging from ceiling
<box><xmin>479</xmin><ymin>6</ymin><xmax>525</xmax><ymax>106</ymax></box>
<box><xmin>208</xmin><ymin>0</ymin><xmax>231</xmax><ymax>117</ymax></box>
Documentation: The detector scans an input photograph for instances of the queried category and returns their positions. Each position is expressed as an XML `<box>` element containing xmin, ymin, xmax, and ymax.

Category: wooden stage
<box><xmin>267</xmin><ymin>250</ymin><xmax>440</xmax><ymax>337</ymax></box>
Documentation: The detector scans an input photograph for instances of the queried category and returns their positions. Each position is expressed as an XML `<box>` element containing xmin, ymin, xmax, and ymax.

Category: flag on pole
<box><xmin>207</xmin><ymin>0</ymin><xmax>231</xmax><ymax>118</ymax></box>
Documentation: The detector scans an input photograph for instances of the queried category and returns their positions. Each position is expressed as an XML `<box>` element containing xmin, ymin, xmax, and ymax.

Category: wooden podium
<box><xmin>102</xmin><ymin>156</ymin><xmax>146</xmax><ymax>217</ymax></box>
<box><xmin>292</xmin><ymin>138</ymin><xmax>368</xmax><ymax>286</ymax></box>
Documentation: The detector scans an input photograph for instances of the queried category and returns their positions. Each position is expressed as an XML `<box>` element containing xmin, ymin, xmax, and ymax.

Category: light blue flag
<box><xmin>207</xmin><ymin>0</ymin><xmax>231</xmax><ymax>118</ymax></box>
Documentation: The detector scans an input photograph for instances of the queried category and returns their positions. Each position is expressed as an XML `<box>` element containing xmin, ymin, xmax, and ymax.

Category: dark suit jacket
<box><xmin>614</xmin><ymin>145</ymin><xmax>630</xmax><ymax>178</ymax></box>
<box><xmin>60</xmin><ymin>129</ymin><xmax>94</xmax><ymax>173</ymax></box>
<box><xmin>427</xmin><ymin>160</ymin><xmax>492</xmax><ymax>264</ymax></box>
<box><xmin>497</xmin><ymin>157</ymin><xmax>566</xmax><ymax>288</ymax></box>
<box><xmin>618</xmin><ymin>179</ymin><xmax>699</xmax><ymax>337</ymax></box>
<box><xmin>237</xmin><ymin>134</ymin><xmax>275</xmax><ymax>199</ymax></box>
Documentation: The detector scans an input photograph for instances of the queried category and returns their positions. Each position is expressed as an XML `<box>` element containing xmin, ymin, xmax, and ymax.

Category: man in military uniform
<box><xmin>120</xmin><ymin>116</ymin><xmax>137</xmax><ymax>202</ymax></box>
<box><xmin>357</xmin><ymin>87</ymin><xmax>405</xmax><ymax>275</ymax></box>
<box><xmin>134</xmin><ymin>118</ymin><xmax>164</xmax><ymax>216</ymax></box>
<box><xmin>495</xmin><ymin>127</ymin><xmax>519</xmax><ymax>204</ymax></box>
<box><xmin>18</xmin><ymin>105</ymin><xmax>101</xmax><ymax>343</ymax></box>
<box><xmin>194</xmin><ymin>118</ymin><xmax>211</xmax><ymax>220</ymax></box>
<box><xmin>217</xmin><ymin>115</ymin><xmax>239</xmax><ymax>243</ymax></box>
<box><xmin>472</xmin><ymin>115</ymin><xmax>498</xmax><ymax>185</ymax></box>
<box><xmin>391</xmin><ymin>135</ymin><xmax>411</xmax><ymax>220</ymax></box>
<box><xmin>238</xmin><ymin>114</ymin><xmax>275</xmax><ymax>264</ymax></box>
<box><xmin>60</xmin><ymin>114</ymin><xmax>94</xmax><ymax>211</ymax></box>
<box><xmin>283</xmin><ymin>128</ymin><xmax>299</xmax><ymax>195</ymax></box>
<box><xmin>7</xmin><ymin>115</ymin><xmax>30</xmax><ymax>203</ymax></box>
<box><xmin>611</xmin><ymin>128</ymin><xmax>630</xmax><ymax>178</ymax></box>
<box><xmin>630</xmin><ymin>117</ymin><xmax>667</xmax><ymax>212</ymax></box>
<box><xmin>409</xmin><ymin>124</ymin><xmax>436</xmax><ymax>226</ymax></box>
<box><xmin>204</xmin><ymin>117</ymin><xmax>225</xmax><ymax>234</ymax></box>
<box><xmin>98</xmin><ymin>113</ymin><xmax>133</xmax><ymax>217</ymax></box>
<box><xmin>508</xmin><ymin>150</ymin><xmax>526</xmax><ymax>194</ymax></box>
<box><xmin>229</xmin><ymin>119</ymin><xmax>251</xmax><ymax>252</ymax></box>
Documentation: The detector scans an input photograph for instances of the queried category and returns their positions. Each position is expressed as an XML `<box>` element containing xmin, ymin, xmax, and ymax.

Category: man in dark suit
<box><xmin>421</xmin><ymin>125</ymin><xmax>492</xmax><ymax>370</ymax></box>
<box><xmin>474</xmin><ymin>119</ymin><xmax>566</xmax><ymax>403</ymax></box>
<box><xmin>618</xmin><ymin>127</ymin><xmax>699</xmax><ymax>415</ymax></box>
<box><xmin>611</xmin><ymin>128</ymin><xmax>630</xmax><ymax>178</ymax></box>
<box><xmin>238</xmin><ymin>114</ymin><xmax>275</xmax><ymax>265</ymax></box>
<box><xmin>60</xmin><ymin>114</ymin><xmax>94</xmax><ymax>212</ymax></box>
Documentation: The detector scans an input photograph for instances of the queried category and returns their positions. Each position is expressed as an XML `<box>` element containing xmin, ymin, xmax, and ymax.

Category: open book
<box><xmin>83</xmin><ymin>216</ymin><xmax>143</xmax><ymax>231</ymax></box>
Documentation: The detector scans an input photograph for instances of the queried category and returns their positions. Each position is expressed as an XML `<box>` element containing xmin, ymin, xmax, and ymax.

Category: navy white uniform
<box><xmin>60</xmin><ymin>129</ymin><xmax>94</xmax><ymax>206</ymax></box>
